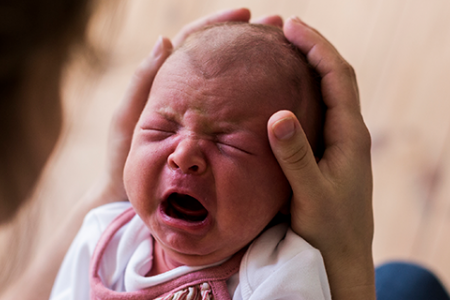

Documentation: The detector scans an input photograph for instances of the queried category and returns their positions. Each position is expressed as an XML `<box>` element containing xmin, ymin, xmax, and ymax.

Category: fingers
<box><xmin>113</xmin><ymin>36</ymin><xmax>173</xmax><ymax>134</ymax></box>
<box><xmin>284</xmin><ymin>17</ymin><xmax>344</xmax><ymax>79</ymax></box>
<box><xmin>284</xmin><ymin>17</ymin><xmax>360</xmax><ymax>114</ymax></box>
<box><xmin>172</xmin><ymin>8</ymin><xmax>251</xmax><ymax>48</ymax></box>
<box><xmin>268</xmin><ymin>110</ymin><xmax>323</xmax><ymax>196</ymax></box>
<box><xmin>252</xmin><ymin>15</ymin><xmax>283</xmax><ymax>28</ymax></box>
<box><xmin>106</xmin><ymin>36</ymin><xmax>173</xmax><ymax>200</ymax></box>
<box><xmin>283</xmin><ymin>17</ymin><xmax>370</xmax><ymax>156</ymax></box>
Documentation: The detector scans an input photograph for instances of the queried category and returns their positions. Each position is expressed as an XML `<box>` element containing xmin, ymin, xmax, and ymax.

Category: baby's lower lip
<box><xmin>158</xmin><ymin>202</ymin><xmax>212</xmax><ymax>235</ymax></box>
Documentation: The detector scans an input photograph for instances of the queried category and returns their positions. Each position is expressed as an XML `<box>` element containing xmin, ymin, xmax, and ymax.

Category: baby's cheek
<box><xmin>123</xmin><ymin>147</ymin><xmax>153</xmax><ymax>199</ymax></box>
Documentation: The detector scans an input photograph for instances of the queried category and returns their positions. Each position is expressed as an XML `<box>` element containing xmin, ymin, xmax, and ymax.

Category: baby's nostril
<box><xmin>189</xmin><ymin>165</ymin><xmax>199</xmax><ymax>172</ymax></box>
<box><xmin>168</xmin><ymin>158</ymin><xmax>179</xmax><ymax>170</ymax></box>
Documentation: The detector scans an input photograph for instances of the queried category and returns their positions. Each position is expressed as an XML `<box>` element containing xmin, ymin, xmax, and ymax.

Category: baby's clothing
<box><xmin>90</xmin><ymin>206</ymin><xmax>242</xmax><ymax>299</ymax></box>
<box><xmin>50</xmin><ymin>202</ymin><xmax>331</xmax><ymax>300</ymax></box>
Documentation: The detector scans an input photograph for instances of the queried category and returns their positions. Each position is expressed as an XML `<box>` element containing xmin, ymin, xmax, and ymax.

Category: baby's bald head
<box><xmin>168</xmin><ymin>23</ymin><xmax>324</xmax><ymax>155</ymax></box>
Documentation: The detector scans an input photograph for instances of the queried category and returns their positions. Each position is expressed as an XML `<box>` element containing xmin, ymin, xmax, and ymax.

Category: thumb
<box><xmin>268</xmin><ymin>110</ymin><xmax>322</xmax><ymax>194</ymax></box>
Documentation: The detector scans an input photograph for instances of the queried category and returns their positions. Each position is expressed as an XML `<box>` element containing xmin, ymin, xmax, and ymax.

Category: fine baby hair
<box><xmin>174</xmin><ymin>22</ymin><xmax>324</xmax><ymax>156</ymax></box>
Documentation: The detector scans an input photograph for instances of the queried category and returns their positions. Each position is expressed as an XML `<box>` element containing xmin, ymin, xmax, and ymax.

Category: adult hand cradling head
<box><xmin>0</xmin><ymin>6</ymin><xmax>376</xmax><ymax>300</ymax></box>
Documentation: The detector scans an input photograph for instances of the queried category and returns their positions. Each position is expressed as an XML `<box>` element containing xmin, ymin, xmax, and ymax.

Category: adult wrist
<box><xmin>324</xmin><ymin>250</ymin><xmax>376</xmax><ymax>300</ymax></box>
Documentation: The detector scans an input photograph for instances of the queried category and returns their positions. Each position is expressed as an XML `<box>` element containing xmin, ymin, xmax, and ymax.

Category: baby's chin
<box><xmin>152</xmin><ymin>225</ymin><xmax>253</xmax><ymax>269</ymax></box>
<box><xmin>155</xmin><ymin>238</ymin><xmax>234</xmax><ymax>267</ymax></box>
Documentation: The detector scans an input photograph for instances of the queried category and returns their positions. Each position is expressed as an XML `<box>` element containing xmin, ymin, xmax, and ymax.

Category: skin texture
<box><xmin>268</xmin><ymin>17</ymin><xmax>375</xmax><ymax>300</ymax></box>
<box><xmin>1</xmin><ymin>8</ymin><xmax>376</xmax><ymax>300</ymax></box>
<box><xmin>124</xmin><ymin>51</ymin><xmax>294</xmax><ymax>269</ymax></box>
<box><xmin>0</xmin><ymin>9</ymin><xmax>252</xmax><ymax>300</ymax></box>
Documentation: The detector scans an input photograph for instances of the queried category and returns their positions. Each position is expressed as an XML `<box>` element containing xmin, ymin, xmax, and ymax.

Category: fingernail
<box><xmin>151</xmin><ymin>36</ymin><xmax>164</xmax><ymax>58</ymax></box>
<box><xmin>273</xmin><ymin>117</ymin><xmax>295</xmax><ymax>140</ymax></box>
<box><xmin>289</xmin><ymin>16</ymin><xmax>305</xmax><ymax>25</ymax></box>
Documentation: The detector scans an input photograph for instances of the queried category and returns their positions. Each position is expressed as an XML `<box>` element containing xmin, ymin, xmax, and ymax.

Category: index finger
<box><xmin>252</xmin><ymin>15</ymin><xmax>283</xmax><ymax>28</ymax></box>
<box><xmin>284</xmin><ymin>17</ymin><xmax>360</xmax><ymax>114</ymax></box>
<box><xmin>284</xmin><ymin>17</ymin><xmax>369</xmax><ymax>155</ymax></box>
<box><xmin>172</xmin><ymin>8</ymin><xmax>251</xmax><ymax>48</ymax></box>
<box><xmin>114</xmin><ymin>37</ymin><xmax>173</xmax><ymax>133</ymax></box>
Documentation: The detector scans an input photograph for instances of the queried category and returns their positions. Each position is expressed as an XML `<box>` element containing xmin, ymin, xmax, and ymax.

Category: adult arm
<box><xmin>267</xmin><ymin>17</ymin><xmax>375</xmax><ymax>300</ymax></box>
<box><xmin>0</xmin><ymin>8</ymin><xmax>252</xmax><ymax>300</ymax></box>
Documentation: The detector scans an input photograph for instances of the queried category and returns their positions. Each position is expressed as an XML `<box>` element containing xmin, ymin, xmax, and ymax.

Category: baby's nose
<box><xmin>167</xmin><ymin>138</ymin><xmax>207</xmax><ymax>175</ymax></box>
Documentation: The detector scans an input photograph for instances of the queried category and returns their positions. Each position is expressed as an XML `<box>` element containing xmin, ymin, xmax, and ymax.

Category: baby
<box><xmin>50</xmin><ymin>23</ymin><xmax>330</xmax><ymax>300</ymax></box>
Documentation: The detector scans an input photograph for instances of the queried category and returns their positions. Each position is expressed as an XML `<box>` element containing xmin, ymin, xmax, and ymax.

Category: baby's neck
<box><xmin>147</xmin><ymin>239</ymin><xmax>183</xmax><ymax>276</ymax></box>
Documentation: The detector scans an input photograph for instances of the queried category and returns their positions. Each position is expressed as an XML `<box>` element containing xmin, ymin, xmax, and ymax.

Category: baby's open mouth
<box><xmin>165</xmin><ymin>193</ymin><xmax>208</xmax><ymax>222</ymax></box>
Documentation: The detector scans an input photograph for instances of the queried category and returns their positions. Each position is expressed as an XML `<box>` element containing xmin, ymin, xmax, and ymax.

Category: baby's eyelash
<box><xmin>141</xmin><ymin>128</ymin><xmax>175</xmax><ymax>141</ymax></box>
<box><xmin>141</xmin><ymin>127</ymin><xmax>174</xmax><ymax>133</ymax></box>
<box><xmin>217</xmin><ymin>142</ymin><xmax>253</xmax><ymax>155</ymax></box>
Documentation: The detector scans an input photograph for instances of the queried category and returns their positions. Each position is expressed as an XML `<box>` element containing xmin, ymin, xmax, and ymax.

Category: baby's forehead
<box><xmin>157</xmin><ymin>51</ymin><xmax>295</xmax><ymax>112</ymax></box>
<box><xmin>165</xmin><ymin>50</ymin><xmax>279</xmax><ymax>87</ymax></box>
<box><xmin>148</xmin><ymin>23</ymin><xmax>323</xmax><ymax>155</ymax></box>
<box><xmin>145</xmin><ymin>54</ymin><xmax>297</xmax><ymax>140</ymax></box>
<box><xmin>153</xmin><ymin>53</ymin><xmax>291</xmax><ymax>108</ymax></box>
<box><xmin>173</xmin><ymin>24</ymin><xmax>288</xmax><ymax>80</ymax></box>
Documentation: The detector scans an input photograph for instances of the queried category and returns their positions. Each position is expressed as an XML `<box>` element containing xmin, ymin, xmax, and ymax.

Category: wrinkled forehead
<box><xmin>144</xmin><ymin>23</ymin><xmax>323</xmax><ymax>155</ymax></box>
<box><xmin>147</xmin><ymin>50</ymin><xmax>296</xmax><ymax>114</ymax></box>
<box><xmin>140</xmin><ymin>52</ymin><xmax>300</xmax><ymax>141</ymax></box>
<box><xmin>174</xmin><ymin>27</ymin><xmax>282</xmax><ymax>81</ymax></box>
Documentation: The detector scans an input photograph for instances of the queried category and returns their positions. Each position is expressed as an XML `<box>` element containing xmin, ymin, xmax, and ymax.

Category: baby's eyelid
<box><xmin>155</xmin><ymin>128</ymin><xmax>175</xmax><ymax>133</ymax></box>
<box><xmin>216</xmin><ymin>139</ymin><xmax>253</xmax><ymax>155</ymax></box>
<box><xmin>140</xmin><ymin>126</ymin><xmax>174</xmax><ymax>133</ymax></box>
<box><xmin>140</xmin><ymin>119</ymin><xmax>178</xmax><ymax>133</ymax></box>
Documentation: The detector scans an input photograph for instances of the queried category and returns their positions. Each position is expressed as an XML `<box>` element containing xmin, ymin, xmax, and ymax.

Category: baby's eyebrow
<box><xmin>153</xmin><ymin>108</ymin><xmax>181</xmax><ymax>123</ymax></box>
<box><xmin>147</xmin><ymin>107</ymin><xmax>254</xmax><ymax>137</ymax></box>
<box><xmin>203</xmin><ymin>119</ymin><xmax>247</xmax><ymax>135</ymax></box>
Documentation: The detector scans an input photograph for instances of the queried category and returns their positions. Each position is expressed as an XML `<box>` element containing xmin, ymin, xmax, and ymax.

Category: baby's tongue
<box><xmin>168</xmin><ymin>194</ymin><xmax>208</xmax><ymax>222</ymax></box>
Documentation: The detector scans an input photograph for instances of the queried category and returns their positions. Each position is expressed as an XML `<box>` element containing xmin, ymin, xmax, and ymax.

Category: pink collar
<box><xmin>89</xmin><ymin>207</ymin><xmax>244</xmax><ymax>300</ymax></box>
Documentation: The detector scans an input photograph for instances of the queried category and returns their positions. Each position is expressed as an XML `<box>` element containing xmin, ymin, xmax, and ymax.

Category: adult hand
<box><xmin>267</xmin><ymin>17</ymin><xmax>375</xmax><ymax>300</ymax></box>
<box><xmin>90</xmin><ymin>36</ymin><xmax>173</xmax><ymax>206</ymax></box>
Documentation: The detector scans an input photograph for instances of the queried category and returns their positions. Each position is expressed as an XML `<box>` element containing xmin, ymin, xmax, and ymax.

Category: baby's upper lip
<box><xmin>162</xmin><ymin>186</ymin><xmax>210</xmax><ymax>211</ymax></box>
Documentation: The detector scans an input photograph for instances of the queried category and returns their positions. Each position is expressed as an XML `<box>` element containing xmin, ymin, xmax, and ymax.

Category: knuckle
<box><xmin>347</xmin><ymin>124</ymin><xmax>372</xmax><ymax>161</ymax></box>
<box><xmin>358</xmin><ymin>125</ymin><xmax>372</xmax><ymax>153</ymax></box>
<box><xmin>339</xmin><ymin>60</ymin><xmax>356</xmax><ymax>78</ymax></box>
<box><xmin>280</xmin><ymin>142</ymin><xmax>311</xmax><ymax>171</ymax></box>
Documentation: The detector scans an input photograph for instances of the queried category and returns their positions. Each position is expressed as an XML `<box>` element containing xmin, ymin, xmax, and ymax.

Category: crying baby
<box><xmin>50</xmin><ymin>22</ymin><xmax>331</xmax><ymax>300</ymax></box>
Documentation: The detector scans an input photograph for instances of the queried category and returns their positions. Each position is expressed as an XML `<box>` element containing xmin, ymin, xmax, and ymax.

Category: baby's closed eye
<box><xmin>215</xmin><ymin>134</ymin><xmax>255</xmax><ymax>156</ymax></box>
<box><xmin>140</xmin><ymin>127</ymin><xmax>175</xmax><ymax>141</ymax></box>
<box><xmin>139</xmin><ymin>116</ymin><xmax>179</xmax><ymax>141</ymax></box>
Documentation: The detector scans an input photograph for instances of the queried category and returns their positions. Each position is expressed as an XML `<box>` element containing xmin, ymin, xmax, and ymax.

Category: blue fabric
<box><xmin>376</xmin><ymin>262</ymin><xmax>450</xmax><ymax>300</ymax></box>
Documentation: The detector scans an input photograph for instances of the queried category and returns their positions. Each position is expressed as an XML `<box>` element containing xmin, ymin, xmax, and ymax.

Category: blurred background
<box><xmin>1</xmin><ymin>0</ymin><xmax>450</xmax><ymax>290</ymax></box>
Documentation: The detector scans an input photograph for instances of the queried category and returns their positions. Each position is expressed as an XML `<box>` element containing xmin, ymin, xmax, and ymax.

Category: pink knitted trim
<box><xmin>89</xmin><ymin>207</ymin><xmax>243</xmax><ymax>300</ymax></box>
<box><xmin>154</xmin><ymin>282</ymin><xmax>212</xmax><ymax>300</ymax></box>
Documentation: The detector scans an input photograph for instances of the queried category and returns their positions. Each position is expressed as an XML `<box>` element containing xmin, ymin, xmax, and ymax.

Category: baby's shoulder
<box><xmin>236</xmin><ymin>224</ymin><xmax>331</xmax><ymax>299</ymax></box>
<box><xmin>83</xmin><ymin>201</ymin><xmax>132</xmax><ymax>233</ymax></box>
<box><xmin>246</xmin><ymin>223</ymin><xmax>320</xmax><ymax>264</ymax></box>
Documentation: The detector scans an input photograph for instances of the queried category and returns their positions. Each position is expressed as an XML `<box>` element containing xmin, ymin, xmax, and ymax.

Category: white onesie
<box><xmin>50</xmin><ymin>202</ymin><xmax>331</xmax><ymax>300</ymax></box>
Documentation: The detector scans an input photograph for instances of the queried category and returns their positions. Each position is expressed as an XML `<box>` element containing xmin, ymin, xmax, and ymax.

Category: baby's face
<box><xmin>124</xmin><ymin>53</ymin><xmax>293</xmax><ymax>267</ymax></box>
